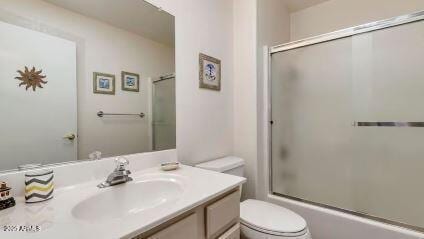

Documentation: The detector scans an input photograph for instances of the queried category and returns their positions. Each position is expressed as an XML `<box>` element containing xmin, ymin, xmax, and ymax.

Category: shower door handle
<box><xmin>353</xmin><ymin>121</ymin><xmax>424</xmax><ymax>127</ymax></box>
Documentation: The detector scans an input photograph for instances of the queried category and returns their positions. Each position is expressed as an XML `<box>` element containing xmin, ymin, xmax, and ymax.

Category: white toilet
<box><xmin>196</xmin><ymin>157</ymin><xmax>311</xmax><ymax>239</ymax></box>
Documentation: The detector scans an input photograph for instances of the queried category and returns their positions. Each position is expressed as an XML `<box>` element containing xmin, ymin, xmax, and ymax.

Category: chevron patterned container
<box><xmin>25</xmin><ymin>169</ymin><xmax>54</xmax><ymax>203</ymax></box>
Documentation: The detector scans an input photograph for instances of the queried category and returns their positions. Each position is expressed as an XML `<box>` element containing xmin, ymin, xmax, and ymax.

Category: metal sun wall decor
<box><xmin>15</xmin><ymin>66</ymin><xmax>47</xmax><ymax>91</ymax></box>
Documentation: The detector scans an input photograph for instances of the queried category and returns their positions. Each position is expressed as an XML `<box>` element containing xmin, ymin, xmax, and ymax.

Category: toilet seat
<box><xmin>241</xmin><ymin>220</ymin><xmax>308</xmax><ymax>237</ymax></box>
<box><xmin>240</xmin><ymin>200</ymin><xmax>308</xmax><ymax>237</ymax></box>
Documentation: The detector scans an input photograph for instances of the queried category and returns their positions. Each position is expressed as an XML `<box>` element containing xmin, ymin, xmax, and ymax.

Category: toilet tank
<box><xmin>195</xmin><ymin>156</ymin><xmax>245</xmax><ymax>177</ymax></box>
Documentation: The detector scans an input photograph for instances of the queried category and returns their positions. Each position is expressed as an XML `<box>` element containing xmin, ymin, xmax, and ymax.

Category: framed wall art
<box><xmin>199</xmin><ymin>53</ymin><xmax>221</xmax><ymax>91</ymax></box>
<box><xmin>93</xmin><ymin>72</ymin><xmax>115</xmax><ymax>95</ymax></box>
<box><xmin>121</xmin><ymin>71</ymin><xmax>140</xmax><ymax>92</ymax></box>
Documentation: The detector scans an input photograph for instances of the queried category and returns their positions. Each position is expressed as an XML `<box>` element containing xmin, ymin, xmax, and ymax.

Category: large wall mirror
<box><xmin>0</xmin><ymin>0</ymin><xmax>175</xmax><ymax>172</ymax></box>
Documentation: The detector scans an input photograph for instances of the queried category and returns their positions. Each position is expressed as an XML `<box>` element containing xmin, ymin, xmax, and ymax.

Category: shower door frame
<box><xmin>265</xmin><ymin>10</ymin><xmax>424</xmax><ymax>234</ymax></box>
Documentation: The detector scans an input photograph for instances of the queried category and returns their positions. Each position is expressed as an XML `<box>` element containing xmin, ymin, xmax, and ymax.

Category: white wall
<box><xmin>145</xmin><ymin>0</ymin><xmax>234</xmax><ymax>166</ymax></box>
<box><xmin>291</xmin><ymin>0</ymin><xmax>424</xmax><ymax>40</ymax></box>
<box><xmin>233</xmin><ymin>0</ymin><xmax>258</xmax><ymax>199</ymax></box>
<box><xmin>0</xmin><ymin>0</ymin><xmax>175</xmax><ymax>161</ymax></box>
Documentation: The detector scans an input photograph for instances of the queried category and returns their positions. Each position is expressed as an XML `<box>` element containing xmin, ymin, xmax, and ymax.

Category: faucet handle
<box><xmin>115</xmin><ymin>157</ymin><xmax>129</xmax><ymax>170</ymax></box>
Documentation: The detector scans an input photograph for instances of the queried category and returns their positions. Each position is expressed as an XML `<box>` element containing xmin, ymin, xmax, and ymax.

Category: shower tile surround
<box><xmin>0</xmin><ymin>149</ymin><xmax>245</xmax><ymax>238</ymax></box>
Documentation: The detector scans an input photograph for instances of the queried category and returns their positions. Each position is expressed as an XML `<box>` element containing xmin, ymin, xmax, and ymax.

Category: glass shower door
<box><xmin>270</xmin><ymin>18</ymin><xmax>424</xmax><ymax>229</ymax></box>
<box><xmin>152</xmin><ymin>76</ymin><xmax>176</xmax><ymax>151</ymax></box>
<box><xmin>270</xmin><ymin>36</ymin><xmax>355</xmax><ymax>210</ymax></box>
<box><xmin>350</xmin><ymin>20</ymin><xmax>424</xmax><ymax>227</ymax></box>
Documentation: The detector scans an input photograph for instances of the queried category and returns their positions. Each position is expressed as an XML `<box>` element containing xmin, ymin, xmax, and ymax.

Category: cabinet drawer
<box><xmin>206</xmin><ymin>191</ymin><xmax>240</xmax><ymax>238</ymax></box>
<box><xmin>218</xmin><ymin>223</ymin><xmax>240</xmax><ymax>239</ymax></box>
<box><xmin>147</xmin><ymin>213</ymin><xmax>198</xmax><ymax>239</ymax></box>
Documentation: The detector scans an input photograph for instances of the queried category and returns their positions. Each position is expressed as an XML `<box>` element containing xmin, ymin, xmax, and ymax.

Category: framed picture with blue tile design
<box><xmin>93</xmin><ymin>72</ymin><xmax>115</xmax><ymax>95</ymax></box>
<box><xmin>121</xmin><ymin>71</ymin><xmax>140</xmax><ymax>92</ymax></box>
<box><xmin>199</xmin><ymin>53</ymin><xmax>221</xmax><ymax>91</ymax></box>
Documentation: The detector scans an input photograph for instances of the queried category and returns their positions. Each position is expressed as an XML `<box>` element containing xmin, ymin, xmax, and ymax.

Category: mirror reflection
<box><xmin>0</xmin><ymin>0</ymin><xmax>175</xmax><ymax>171</ymax></box>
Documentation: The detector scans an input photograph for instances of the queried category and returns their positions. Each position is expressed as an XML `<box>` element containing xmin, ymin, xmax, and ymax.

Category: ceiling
<box><xmin>43</xmin><ymin>0</ymin><xmax>175</xmax><ymax>47</ymax></box>
<box><xmin>284</xmin><ymin>0</ymin><xmax>330</xmax><ymax>13</ymax></box>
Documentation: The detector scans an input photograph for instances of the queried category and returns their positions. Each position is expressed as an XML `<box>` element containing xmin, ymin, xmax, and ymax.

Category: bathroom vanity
<box><xmin>134</xmin><ymin>187</ymin><xmax>241</xmax><ymax>239</ymax></box>
<box><xmin>0</xmin><ymin>152</ymin><xmax>245</xmax><ymax>239</ymax></box>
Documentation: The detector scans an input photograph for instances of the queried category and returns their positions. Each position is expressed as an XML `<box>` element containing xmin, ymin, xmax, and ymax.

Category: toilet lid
<box><xmin>240</xmin><ymin>200</ymin><xmax>307</xmax><ymax>236</ymax></box>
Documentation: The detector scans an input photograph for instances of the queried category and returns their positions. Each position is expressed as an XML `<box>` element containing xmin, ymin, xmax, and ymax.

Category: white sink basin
<box><xmin>72</xmin><ymin>176</ymin><xmax>184</xmax><ymax>221</ymax></box>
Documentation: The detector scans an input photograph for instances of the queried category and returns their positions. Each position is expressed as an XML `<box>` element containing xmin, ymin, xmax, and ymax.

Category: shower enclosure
<box><xmin>152</xmin><ymin>74</ymin><xmax>176</xmax><ymax>151</ymax></box>
<box><xmin>269</xmin><ymin>11</ymin><xmax>424</xmax><ymax>232</ymax></box>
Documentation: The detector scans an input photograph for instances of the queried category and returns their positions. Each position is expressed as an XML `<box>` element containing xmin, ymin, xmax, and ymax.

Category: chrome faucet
<box><xmin>97</xmin><ymin>157</ymin><xmax>133</xmax><ymax>188</ymax></box>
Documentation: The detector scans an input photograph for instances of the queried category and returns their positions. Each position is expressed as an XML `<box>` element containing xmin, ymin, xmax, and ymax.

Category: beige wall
<box><xmin>258</xmin><ymin>0</ymin><xmax>291</xmax><ymax>47</ymax></box>
<box><xmin>147</xmin><ymin>0</ymin><xmax>261</xmax><ymax>199</ymax></box>
<box><xmin>233</xmin><ymin>0</ymin><xmax>257</xmax><ymax>199</ymax></box>
<box><xmin>145</xmin><ymin>0</ymin><xmax>235</xmax><ymax>165</ymax></box>
<box><xmin>256</xmin><ymin>0</ymin><xmax>291</xmax><ymax>200</ymax></box>
<box><xmin>0</xmin><ymin>0</ymin><xmax>175</xmax><ymax>160</ymax></box>
<box><xmin>231</xmin><ymin>0</ymin><xmax>292</xmax><ymax>200</ymax></box>
<box><xmin>291</xmin><ymin>0</ymin><xmax>424</xmax><ymax>40</ymax></box>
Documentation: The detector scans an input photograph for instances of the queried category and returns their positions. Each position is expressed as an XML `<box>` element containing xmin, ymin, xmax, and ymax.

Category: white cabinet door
<box><xmin>147</xmin><ymin>213</ymin><xmax>198</xmax><ymax>239</ymax></box>
<box><xmin>0</xmin><ymin>21</ymin><xmax>77</xmax><ymax>170</ymax></box>
<box><xmin>218</xmin><ymin>223</ymin><xmax>240</xmax><ymax>239</ymax></box>
<box><xmin>206</xmin><ymin>191</ymin><xmax>240</xmax><ymax>238</ymax></box>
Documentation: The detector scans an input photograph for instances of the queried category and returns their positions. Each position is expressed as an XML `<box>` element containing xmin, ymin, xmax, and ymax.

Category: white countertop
<box><xmin>0</xmin><ymin>165</ymin><xmax>245</xmax><ymax>239</ymax></box>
